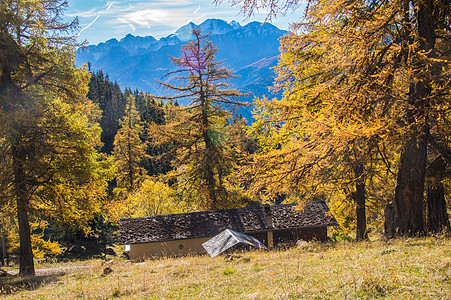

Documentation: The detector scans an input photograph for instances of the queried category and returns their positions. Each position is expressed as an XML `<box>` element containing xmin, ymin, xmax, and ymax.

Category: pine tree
<box><xmin>87</xmin><ymin>71</ymin><xmax>126</xmax><ymax>154</ymax></box>
<box><xmin>132</xmin><ymin>91</ymin><xmax>172</xmax><ymax>176</ymax></box>
<box><xmin>150</xmin><ymin>29</ymin><xmax>245</xmax><ymax>210</ymax></box>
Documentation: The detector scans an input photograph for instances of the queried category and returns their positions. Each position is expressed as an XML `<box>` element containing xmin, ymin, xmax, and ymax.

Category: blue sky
<box><xmin>66</xmin><ymin>0</ymin><xmax>303</xmax><ymax>45</ymax></box>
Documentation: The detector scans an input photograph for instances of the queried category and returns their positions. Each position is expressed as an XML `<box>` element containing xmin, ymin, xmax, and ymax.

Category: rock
<box><xmin>224</xmin><ymin>254</ymin><xmax>241</xmax><ymax>262</ymax></box>
<box><xmin>103</xmin><ymin>267</ymin><xmax>113</xmax><ymax>275</ymax></box>
<box><xmin>381</xmin><ymin>248</ymin><xmax>397</xmax><ymax>255</ymax></box>
<box><xmin>296</xmin><ymin>240</ymin><xmax>309</xmax><ymax>249</ymax></box>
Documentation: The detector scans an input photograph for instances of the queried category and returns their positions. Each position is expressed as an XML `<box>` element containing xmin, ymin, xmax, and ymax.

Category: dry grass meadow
<box><xmin>1</xmin><ymin>236</ymin><xmax>450</xmax><ymax>299</ymax></box>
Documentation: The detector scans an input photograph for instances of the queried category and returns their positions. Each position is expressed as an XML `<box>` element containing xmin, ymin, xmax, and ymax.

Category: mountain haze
<box><xmin>76</xmin><ymin>19</ymin><xmax>287</xmax><ymax>120</ymax></box>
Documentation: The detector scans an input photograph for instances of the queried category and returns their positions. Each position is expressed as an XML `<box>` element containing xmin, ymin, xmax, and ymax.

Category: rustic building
<box><xmin>120</xmin><ymin>201</ymin><xmax>338</xmax><ymax>260</ymax></box>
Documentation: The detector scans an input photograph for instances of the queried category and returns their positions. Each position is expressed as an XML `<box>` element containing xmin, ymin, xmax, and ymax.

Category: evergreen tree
<box><xmin>87</xmin><ymin>71</ymin><xmax>126</xmax><ymax>154</ymax></box>
<box><xmin>133</xmin><ymin>91</ymin><xmax>172</xmax><ymax>176</ymax></box>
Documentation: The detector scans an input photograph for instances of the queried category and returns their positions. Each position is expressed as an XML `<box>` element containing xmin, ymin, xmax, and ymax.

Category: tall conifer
<box><xmin>150</xmin><ymin>29</ymin><xmax>245</xmax><ymax>210</ymax></box>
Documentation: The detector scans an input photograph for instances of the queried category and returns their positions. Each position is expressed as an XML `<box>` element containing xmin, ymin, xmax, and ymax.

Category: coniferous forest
<box><xmin>0</xmin><ymin>0</ymin><xmax>450</xmax><ymax>279</ymax></box>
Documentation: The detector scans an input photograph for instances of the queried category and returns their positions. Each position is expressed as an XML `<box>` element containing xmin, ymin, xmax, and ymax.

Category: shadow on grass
<box><xmin>0</xmin><ymin>272</ymin><xmax>65</xmax><ymax>295</ymax></box>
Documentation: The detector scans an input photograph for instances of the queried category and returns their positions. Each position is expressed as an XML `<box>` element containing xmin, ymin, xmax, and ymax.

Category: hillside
<box><xmin>76</xmin><ymin>19</ymin><xmax>286</xmax><ymax>119</ymax></box>
<box><xmin>2</xmin><ymin>237</ymin><xmax>450</xmax><ymax>299</ymax></box>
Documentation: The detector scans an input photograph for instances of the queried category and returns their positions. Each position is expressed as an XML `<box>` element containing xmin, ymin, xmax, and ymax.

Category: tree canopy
<box><xmin>223</xmin><ymin>0</ymin><xmax>451</xmax><ymax>236</ymax></box>
<box><xmin>0</xmin><ymin>0</ymin><xmax>111</xmax><ymax>276</ymax></box>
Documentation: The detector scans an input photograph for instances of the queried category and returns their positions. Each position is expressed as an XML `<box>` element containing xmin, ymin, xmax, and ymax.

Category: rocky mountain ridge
<box><xmin>76</xmin><ymin>19</ymin><xmax>287</xmax><ymax>120</ymax></box>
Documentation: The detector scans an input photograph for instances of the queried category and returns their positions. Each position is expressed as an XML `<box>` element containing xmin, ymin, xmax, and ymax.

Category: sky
<box><xmin>66</xmin><ymin>0</ymin><xmax>304</xmax><ymax>45</ymax></box>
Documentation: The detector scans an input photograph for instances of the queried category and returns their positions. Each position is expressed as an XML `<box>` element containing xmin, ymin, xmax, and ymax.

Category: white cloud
<box><xmin>118</xmin><ymin>9</ymin><xmax>170</xmax><ymax>28</ymax></box>
<box><xmin>112</xmin><ymin>2</ymin><xmax>208</xmax><ymax>33</ymax></box>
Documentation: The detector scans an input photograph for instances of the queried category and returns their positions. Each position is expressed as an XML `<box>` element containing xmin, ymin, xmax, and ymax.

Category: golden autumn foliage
<box><xmin>224</xmin><ymin>0</ymin><xmax>451</xmax><ymax>237</ymax></box>
<box><xmin>108</xmin><ymin>179</ymin><xmax>192</xmax><ymax>223</ymax></box>
<box><xmin>8</xmin><ymin>221</ymin><xmax>62</xmax><ymax>259</ymax></box>
<box><xmin>0</xmin><ymin>0</ymin><xmax>113</xmax><ymax>275</ymax></box>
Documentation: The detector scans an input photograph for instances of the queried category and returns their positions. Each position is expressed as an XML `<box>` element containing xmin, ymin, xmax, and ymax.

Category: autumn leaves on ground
<box><xmin>1</xmin><ymin>237</ymin><xmax>450</xmax><ymax>299</ymax></box>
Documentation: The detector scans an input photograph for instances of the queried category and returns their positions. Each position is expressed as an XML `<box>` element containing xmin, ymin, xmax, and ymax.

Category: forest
<box><xmin>0</xmin><ymin>0</ymin><xmax>450</xmax><ymax>278</ymax></box>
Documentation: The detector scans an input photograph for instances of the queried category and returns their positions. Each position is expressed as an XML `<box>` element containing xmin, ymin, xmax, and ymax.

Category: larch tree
<box><xmin>150</xmin><ymin>29</ymin><xmax>245</xmax><ymax>210</ymax></box>
<box><xmin>220</xmin><ymin>0</ymin><xmax>451</xmax><ymax>236</ymax></box>
<box><xmin>113</xmin><ymin>94</ymin><xmax>148</xmax><ymax>194</ymax></box>
<box><xmin>247</xmin><ymin>94</ymin><xmax>394</xmax><ymax>240</ymax></box>
<box><xmin>0</xmin><ymin>0</ymin><xmax>110</xmax><ymax>276</ymax></box>
<box><xmin>426</xmin><ymin>137</ymin><xmax>451</xmax><ymax>233</ymax></box>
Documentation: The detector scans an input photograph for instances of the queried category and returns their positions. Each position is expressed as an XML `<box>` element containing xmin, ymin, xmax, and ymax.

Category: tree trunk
<box><xmin>199</xmin><ymin>86</ymin><xmax>219</xmax><ymax>211</ymax></box>
<box><xmin>393</xmin><ymin>0</ymin><xmax>438</xmax><ymax>236</ymax></box>
<box><xmin>426</xmin><ymin>184</ymin><xmax>451</xmax><ymax>234</ymax></box>
<box><xmin>127</xmin><ymin>128</ymin><xmax>134</xmax><ymax>192</ymax></box>
<box><xmin>205</xmin><ymin>141</ymin><xmax>218</xmax><ymax>211</ymax></box>
<box><xmin>1</xmin><ymin>230</ymin><xmax>6</xmax><ymax>266</ymax></box>
<box><xmin>394</xmin><ymin>132</ymin><xmax>428</xmax><ymax>235</ymax></box>
<box><xmin>11</xmin><ymin>141</ymin><xmax>35</xmax><ymax>277</ymax></box>
<box><xmin>354</xmin><ymin>163</ymin><xmax>368</xmax><ymax>241</ymax></box>
<box><xmin>384</xmin><ymin>202</ymin><xmax>396</xmax><ymax>239</ymax></box>
<box><xmin>393</xmin><ymin>71</ymin><xmax>430</xmax><ymax>236</ymax></box>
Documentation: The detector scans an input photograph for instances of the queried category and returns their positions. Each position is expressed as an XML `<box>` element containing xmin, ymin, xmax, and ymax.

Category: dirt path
<box><xmin>4</xmin><ymin>264</ymin><xmax>96</xmax><ymax>277</ymax></box>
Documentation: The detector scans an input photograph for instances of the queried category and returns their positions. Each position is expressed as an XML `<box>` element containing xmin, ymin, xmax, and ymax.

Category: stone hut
<box><xmin>120</xmin><ymin>201</ymin><xmax>338</xmax><ymax>260</ymax></box>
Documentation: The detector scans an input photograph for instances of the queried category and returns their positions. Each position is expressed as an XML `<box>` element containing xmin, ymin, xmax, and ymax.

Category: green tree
<box><xmin>0</xmin><ymin>0</ymin><xmax>110</xmax><ymax>276</ymax></box>
<box><xmin>87</xmin><ymin>71</ymin><xmax>126</xmax><ymax>154</ymax></box>
<box><xmin>133</xmin><ymin>90</ymin><xmax>173</xmax><ymax>177</ymax></box>
<box><xmin>150</xmin><ymin>29</ymin><xmax>245</xmax><ymax>210</ymax></box>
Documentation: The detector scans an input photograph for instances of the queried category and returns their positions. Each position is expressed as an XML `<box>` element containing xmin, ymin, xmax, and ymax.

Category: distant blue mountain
<box><xmin>76</xmin><ymin>19</ymin><xmax>287</xmax><ymax>121</ymax></box>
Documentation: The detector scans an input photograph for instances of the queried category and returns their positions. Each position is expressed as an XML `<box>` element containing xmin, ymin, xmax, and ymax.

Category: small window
<box><xmin>178</xmin><ymin>244</ymin><xmax>184</xmax><ymax>250</ymax></box>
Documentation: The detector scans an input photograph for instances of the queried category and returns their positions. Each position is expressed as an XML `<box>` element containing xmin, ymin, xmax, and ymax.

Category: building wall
<box><xmin>128</xmin><ymin>226</ymin><xmax>328</xmax><ymax>260</ymax></box>
<box><xmin>299</xmin><ymin>227</ymin><xmax>328</xmax><ymax>241</ymax></box>
<box><xmin>272</xmin><ymin>227</ymin><xmax>327</xmax><ymax>245</ymax></box>
<box><xmin>129</xmin><ymin>237</ymin><xmax>211</xmax><ymax>260</ymax></box>
<box><xmin>249</xmin><ymin>227</ymin><xmax>327</xmax><ymax>247</ymax></box>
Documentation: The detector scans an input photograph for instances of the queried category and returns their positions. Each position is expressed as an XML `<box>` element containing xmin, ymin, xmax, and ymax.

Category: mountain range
<box><xmin>75</xmin><ymin>19</ymin><xmax>287</xmax><ymax>120</ymax></box>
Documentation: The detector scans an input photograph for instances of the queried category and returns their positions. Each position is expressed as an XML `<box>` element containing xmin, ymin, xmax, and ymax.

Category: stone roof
<box><xmin>119</xmin><ymin>201</ymin><xmax>338</xmax><ymax>245</ymax></box>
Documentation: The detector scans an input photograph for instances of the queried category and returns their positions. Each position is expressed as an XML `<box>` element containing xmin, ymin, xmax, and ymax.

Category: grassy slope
<box><xmin>1</xmin><ymin>237</ymin><xmax>450</xmax><ymax>299</ymax></box>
